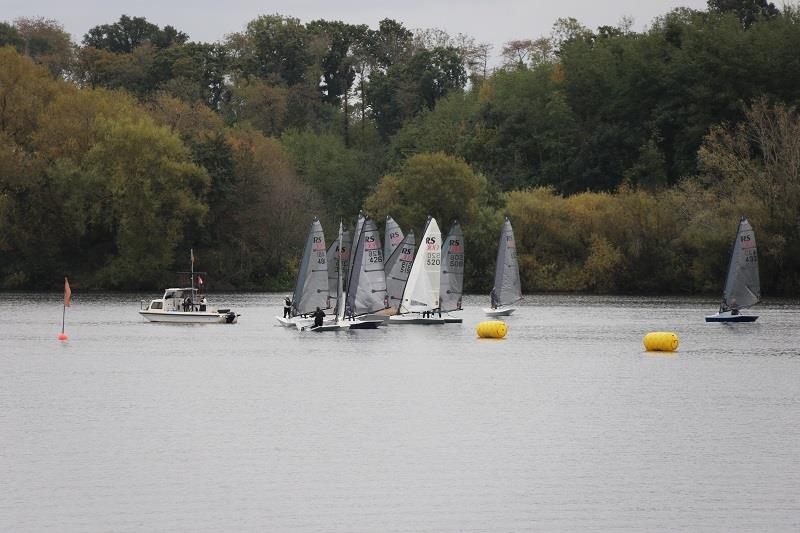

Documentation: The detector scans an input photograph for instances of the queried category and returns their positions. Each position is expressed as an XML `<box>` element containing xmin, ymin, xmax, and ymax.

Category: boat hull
<box><xmin>388</xmin><ymin>315</ymin><xmax>446</xmax><ymax>325</ymax></box>
<box><xmin>705</xmin><ymin>312</ymin><xmax>758</xmax><ymax>323</ymax></box>
<box><xmin>140</xmin><ymin>310</ymin><xmax>238</xmax><ymax>324</ymax></box>
<box><xmin>298</xmin><ymin>318</ymin><xmax>383</xmax><ymax>331</ymax></box>
<box><xmin>483</xmin><ymin>307</ymin><xmax>515</xmax><ymax>317</ymax></box>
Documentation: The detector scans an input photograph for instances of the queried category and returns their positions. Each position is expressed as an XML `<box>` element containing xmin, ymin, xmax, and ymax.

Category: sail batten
<box><xmin>440</xmin><ymin>221</ymin><xmax>465</xmax><ymax>312</ymax></box>
<box><xmin>722</xmin><ymin>217</ymin><xmax>760</xmax><ymax>311</ymax></box>
<box><xmin>493</xmin><ymin>217</ymin><xmax>521</xmax><ymax>307</ymax></box>
<box><xmin>292</xmin><ymin>218</ymin><xmax>329</xmax><ymax>315</ymax></box>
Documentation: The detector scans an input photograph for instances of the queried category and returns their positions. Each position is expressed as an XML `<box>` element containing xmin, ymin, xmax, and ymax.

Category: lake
<box><xmin>1</xmin><ymin>293</ymin><xmax>799</xmax><ymax>531</ymax></box>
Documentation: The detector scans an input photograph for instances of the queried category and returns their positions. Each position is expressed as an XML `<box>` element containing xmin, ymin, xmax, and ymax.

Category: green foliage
<box><xmin>281</xmin><ymin>129</ymin><xmax>379</xmax><ymax>222</ymax></box>
<box><xmin>365</xmin><ymin>152</ymin><xmax>486</xmax><ymax>232</ymax></box>
<box><xmin>5</xmin><ymin>6</ymin><xmax>800</xmax><ymax>295</ymax></box>
<box><xmin>83</xmin><ymin>15</ymin><xmax>187</xmax><ymax>53</ymax></box>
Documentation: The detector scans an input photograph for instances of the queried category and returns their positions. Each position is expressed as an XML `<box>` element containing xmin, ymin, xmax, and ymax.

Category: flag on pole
<box><xmin>64</xmin><ymin>277</ymin><xmax>72</xmax><ymax>307</ymax></box>
<box><xmin>191</xmin><ymin>249</ymin><xmax>195</xmax><ymax>264</ymax></box>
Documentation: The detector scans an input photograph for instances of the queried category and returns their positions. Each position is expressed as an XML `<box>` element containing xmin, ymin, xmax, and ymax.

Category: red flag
<box><xmin>64</xmin><ymin>277</ymin><xmax>71</xmax><ymax>307</ymax></box>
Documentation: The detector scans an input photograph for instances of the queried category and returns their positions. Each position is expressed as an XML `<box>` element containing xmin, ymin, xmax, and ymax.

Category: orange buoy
<box><xmin>58</xmin><ymin>333</ymin><xmax>68</xmax><ymax>341</ymax></box>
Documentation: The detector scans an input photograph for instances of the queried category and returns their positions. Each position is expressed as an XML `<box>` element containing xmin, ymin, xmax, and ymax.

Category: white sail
<box><xmin>399</xmin><ymin>217</ymin><xmax>442</xmax><ymax>313</ymax></box>
<box><xmin>440</xmin><ymin>221</ymin><xmax>464</xmax><ymax>312</ymax></box>
<box><xmin>492</xmin><ymin>217</ymin><xmax>521</xmax><ymax>307</ymax></box>
<box><xmin>292</xmin><ymin>217</ymin><xmax>329</xmax><ymax>315</ymax></box>
<box><xmin>722</xmin><ymin>217</ymin><xmax>760</xmax><ymax>311</ymax></box>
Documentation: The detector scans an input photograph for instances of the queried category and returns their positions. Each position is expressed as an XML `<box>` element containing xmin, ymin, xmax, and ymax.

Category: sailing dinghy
<box><xmin>705</xmin><ymin>216</ymin><xmax>760</xmax><ymax>323</ymax></box>
<box><xmin>484</xmin><ymin>217</ymin><xmax>521</xmax><ymax>317</ymax></box>
<box><xmin>389</xmin><ymin>217</ymin><xmax>446</xmax><ymax>324</ymax></box>
<box><xmin>385</xmin><ymin>230</ymin><xmax>416</xmax><ymax>314</ymax></box>
<box><xmin>275</xmin><ymin>218</ymin><xmax>330</xmax><ymax>327</ymax></box>
<box><xmin>440</xmin><ymin>221</ymin><xmax>464</xmax><ymax>323</ymax></box>
<box><xmin>301</xmin><ymin>221</ymin><xmax>352</xmax><ymax>331</ymax></box>
<box><xmin>341</xmin><ymin>215</ymin><xmax>386</xmax><ymax>328</ymax></box>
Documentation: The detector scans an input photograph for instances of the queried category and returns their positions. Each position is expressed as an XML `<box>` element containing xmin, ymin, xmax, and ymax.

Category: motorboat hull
<box><xmin>483</xmin><ymin>307</ymin><xmax>515</xmax><ymax>317</ymax></box>
<box><xmin>705</xmin><ymin>312</ymin><xmax>758</xmax><ymax>323</ymax></box>
<box><xmin>140</xmin><ymin>310</ymin><xmax>238</xmax><ymax>324</ymax></box>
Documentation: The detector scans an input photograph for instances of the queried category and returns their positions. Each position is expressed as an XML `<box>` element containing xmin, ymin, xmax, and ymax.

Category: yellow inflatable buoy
<box><xmin>643</xmin><ymin>331</ymin><xmax>679</xmax><ymax>352</ymax></box>
<box><xmin>477</xmin><ymin>320</ymin><xmax>508</xmax><ymax>339</ymax></box>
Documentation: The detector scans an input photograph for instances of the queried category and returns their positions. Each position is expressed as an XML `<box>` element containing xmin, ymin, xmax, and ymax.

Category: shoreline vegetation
<box><xmin>2</xmin><ymin>1</ymin><xmax>800</xmax><ymax>295</ymax></box>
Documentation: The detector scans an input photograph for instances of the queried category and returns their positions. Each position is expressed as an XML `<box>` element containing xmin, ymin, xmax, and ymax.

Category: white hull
<box><xmin>483</xmin><ymin>307</ymin><xmax>515</xmax><ymax>317</ymax></box>
<box><xmin>442</xmin><ymin>313</ymin><xmax>463</xmax><ymax>324</ymax></box>
<box><xmin>297</xmin><ymin>318</ymin><xmax>383</xmax><ymax>331</ymax></box>
<box><xmin>388</xmin><ymin>314</ymin><xmax>446</xmax><ymax>325</ymax></box>
<box><xmin>278</xmin><ymin>315</ymin><xmax>338</xmax><ymax>328</ymax></box>
<box><xmin>140</xmin><ymin>310</ymin><xmax>238</xmax><ymax>324</ymax></box>
<box><xmin>705</xmin><ymin>311</ymin><xmax>758</xmax><ymax>323</ymax></box>
<box><xmin>276</xmin><ymin>315</ymin><xmax>310</xmax><ymax>327</ymax></box>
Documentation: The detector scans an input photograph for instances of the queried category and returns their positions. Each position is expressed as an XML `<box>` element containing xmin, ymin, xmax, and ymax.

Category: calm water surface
<box><xmin>1</xmin><ymin>293</ymin><xmax>799</xmax><ymax>531</ymax></box>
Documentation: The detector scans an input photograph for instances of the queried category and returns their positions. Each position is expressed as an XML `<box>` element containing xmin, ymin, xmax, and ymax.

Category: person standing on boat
<box><xmin>312</xmin><ymin>306</ymin><xmax>325</xmax><ymax>328</ymax></box>
<box><xmin>283</xmin><ymin>296</ymin><xmax>292</xmax><ymax>318</ymax></box>
<box><xmin>490</xmin><ymin>288</ymin><xmax>498</xmax><ymax>309</ymax></box>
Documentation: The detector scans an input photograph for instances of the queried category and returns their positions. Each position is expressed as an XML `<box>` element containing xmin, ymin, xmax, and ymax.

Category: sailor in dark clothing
<box><xmin>490</xmin><ymin>288</ymin><xmax>499</xmax><ymax>309</ymax></box>
<box><xmin>283</xmin><ymin>296</ymin><xmax>292</xmax><ymax>318</ymax></box>
<box><xmin>312</xmin><ymin>306</ymin><xmax>326</xmax><ymax>328</ymax></box>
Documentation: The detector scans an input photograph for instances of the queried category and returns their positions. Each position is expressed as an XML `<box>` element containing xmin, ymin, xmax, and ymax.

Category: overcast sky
<box><xmin>7</xmin><ymin>0</ymin><xmax>711</xmax><ymax>59</ymax></box>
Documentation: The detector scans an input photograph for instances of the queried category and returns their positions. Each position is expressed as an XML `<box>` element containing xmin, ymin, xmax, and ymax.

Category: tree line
<box><xmin>1</xmin><ymin>0</ymin><xmax>799</xmax><ymax>295</ymax></box>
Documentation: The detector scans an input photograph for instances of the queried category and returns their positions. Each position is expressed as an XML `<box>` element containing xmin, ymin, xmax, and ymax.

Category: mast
<box><xmin>398</xmin><ymin>217</ymin><xmax>431</xmax><ymax>314</ymax></box>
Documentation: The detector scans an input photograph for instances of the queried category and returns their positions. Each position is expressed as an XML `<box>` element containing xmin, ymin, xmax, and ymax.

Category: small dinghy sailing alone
<box><xmin>139</xmin><ymin>250</ymin><xmax>239</xmax><ymax>324</ymax></box>
<box><xmin>484</xmin><ymin>217</ymin><xmax>521</xmax><ymax>317</ymax></box>
<box><xmin>705</xmin><ymin>216</ymin><xmax>760</xmax><ymax>323</ymax></box>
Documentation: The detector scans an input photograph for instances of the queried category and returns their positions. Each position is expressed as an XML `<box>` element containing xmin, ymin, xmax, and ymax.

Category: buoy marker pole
<box><xmin>59</xmin><ymin>277</ymin><xmax>71</xmax><ymax>341</ymax></box>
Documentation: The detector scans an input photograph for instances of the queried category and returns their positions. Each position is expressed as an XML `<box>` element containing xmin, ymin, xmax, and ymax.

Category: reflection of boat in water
<box><xmin>706</xmin><ymin>216</ymin><xmax>760</xmax><ymax>323</ymax></box>
<box><xmin>140</xmin><ymin>287</ymin><xmax>238</xmax><ymax>323</ymax></box>
<box><xmin>483</xmin><ymin>217</ymin><xmax>521</xmax><ymax>317</ymax></box>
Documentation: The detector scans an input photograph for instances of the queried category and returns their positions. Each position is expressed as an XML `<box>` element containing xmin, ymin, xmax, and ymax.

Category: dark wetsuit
<box><xmin>283</xmin><ymin>297</ymin><xmax>292</xmax><ymax>318</ymax></box>
<box><xmin>312</xmin><ymin>308</ymin><xmax>326</xmax><ymax>328</ymax></box>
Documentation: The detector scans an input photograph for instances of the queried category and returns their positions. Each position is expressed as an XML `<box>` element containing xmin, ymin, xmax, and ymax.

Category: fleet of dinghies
<box><xmin>278</xmin><ymin>213</ymin><xmax>472</xmax><ymax>330</ymax></box>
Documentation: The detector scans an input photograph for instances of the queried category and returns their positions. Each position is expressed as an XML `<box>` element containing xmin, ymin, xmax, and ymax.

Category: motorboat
<box><xmin>140</xmin><ymin>287</ymin><xmax>238</xmax><ymax>324</ymax></box>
